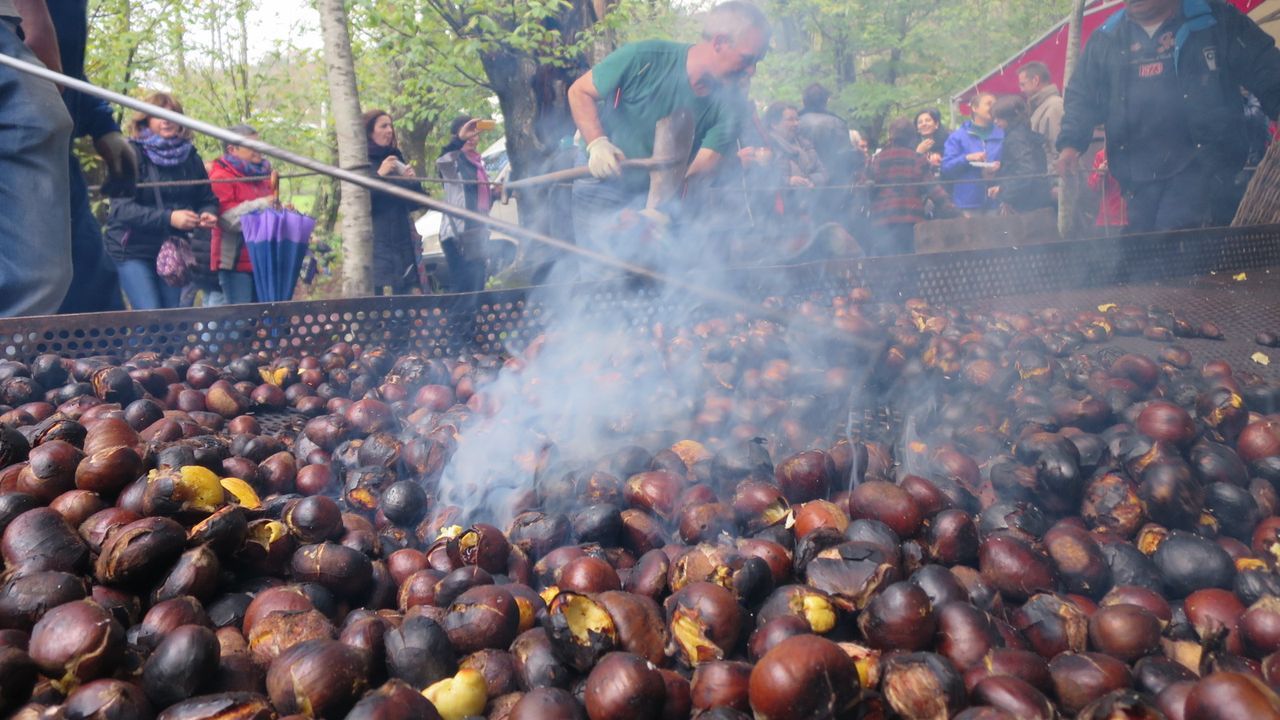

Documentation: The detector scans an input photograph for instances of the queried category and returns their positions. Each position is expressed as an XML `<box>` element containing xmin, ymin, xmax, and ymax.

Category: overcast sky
<box><xmin>246</xmin><ymin>2</ymin><xmax>321</xmax><ymax>57</ymax></box>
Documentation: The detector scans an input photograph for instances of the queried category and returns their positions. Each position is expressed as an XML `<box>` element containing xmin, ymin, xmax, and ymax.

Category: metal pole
<box><xmin>0</xmin><ymin>52</ymin><xmax>794</xmax><ymax>324</ymax></box>
<box><xmin>1059</xmin><ymin>0</ymin><xmax>1088</xmax><ymax>238</ymax></box>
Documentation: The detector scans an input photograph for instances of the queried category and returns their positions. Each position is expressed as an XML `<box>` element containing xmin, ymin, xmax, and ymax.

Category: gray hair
<box><xmin>701</xmin><ymin>1</ymin><xmax>771</xmax><ymax>45</ymax></box>
<box><xmin>225</xmin><ymin>124</ymin><xmax>258</xmax><ymax>150</ymax></box>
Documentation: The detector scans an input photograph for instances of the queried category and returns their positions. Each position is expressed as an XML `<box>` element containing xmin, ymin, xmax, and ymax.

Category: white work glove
<box><xmin>587</xmin><ymin>136</ymin><xmax>625</xmax><ymax>179</ymax></box>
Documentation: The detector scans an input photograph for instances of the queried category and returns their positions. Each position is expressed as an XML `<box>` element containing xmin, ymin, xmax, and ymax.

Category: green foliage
<box><xmin>86</xmin><ymin>0</ymin><xmax>334</xmax><ymax>222</ymax></box>
<box><xmin>347</xmin><ymin>0</ymin><xmax>495</xmax><ymax>172</ymax></box>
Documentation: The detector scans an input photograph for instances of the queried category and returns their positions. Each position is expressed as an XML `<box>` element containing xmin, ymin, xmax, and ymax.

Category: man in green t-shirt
<box><xmin>566</xmin><ymin>0</ymin><xmax>770</xmax><ymax>256</ymax></box>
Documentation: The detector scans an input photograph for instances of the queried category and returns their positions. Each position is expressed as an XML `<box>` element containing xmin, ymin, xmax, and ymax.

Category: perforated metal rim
<box><xmin>1</xmin><ymin>224</ymin><xmax>1276</xmax><ymax>365</ymax></box>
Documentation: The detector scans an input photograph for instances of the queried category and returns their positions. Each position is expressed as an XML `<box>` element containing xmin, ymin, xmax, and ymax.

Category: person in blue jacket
<box><xmin>1056</xmin><ymin>0</ymin><xmax>1280</xmax><ymax>232</ymax></box>
<box><xmin>941</xmin><ymin>92</ymin><xmax>1004</xmax><ymax>215</ymax></box>
<box><xmin>50</xmin><ymin>0</ymin><xmax>135</xmax><ymax>313</ymax></box>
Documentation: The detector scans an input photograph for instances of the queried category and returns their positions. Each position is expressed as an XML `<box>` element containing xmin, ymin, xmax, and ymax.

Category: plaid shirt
<box><xmin>866</xmin><ymin>147</ymin><xmax>954</xmax><ymax>225</ymax></box>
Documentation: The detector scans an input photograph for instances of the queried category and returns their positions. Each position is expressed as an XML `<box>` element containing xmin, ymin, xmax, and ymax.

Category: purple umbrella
<box><xmin>241</xmin><ymin>209</ymin><xmax>317</xmax><ymax>302</ymax></box>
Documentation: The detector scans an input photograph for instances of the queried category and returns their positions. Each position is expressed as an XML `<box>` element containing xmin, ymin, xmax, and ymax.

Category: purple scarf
<box><xmin>463</xmin><ymin>149</ymin><xmax>491</xmax><ymax>212</ymax></box>
<box><xmin>137</xmin><ymin>129</ymin><xmax>194</xmax><ymax>167</ymax></box>
<box><xmin>221</xmin><ymin>151</ymin><xmax>273</xmax><ymax>178</ymax></box>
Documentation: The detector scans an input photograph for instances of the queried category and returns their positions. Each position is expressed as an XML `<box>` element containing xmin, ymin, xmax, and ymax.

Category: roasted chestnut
<box><xmin>583</xmin><ymin>652</ymin><xmax>666</xmax><ymax>720</ymax></box>
<box><xmin>142</xmin><ymin>624</ymin><xmax>220</xmax><ymax>708</ymax></box>
<box><xmin>28</xmin><ymin>599</ymin><xmax>124</xmax><ymax>691</ymax></box>
<box><xmin>1088</xmin><ymin>603</ymin><xmax>1161</xmax><ymax>662</ymax></box>
<box><xmin>665</xmin><ymin>582</ymin><xmax>744</xmax><ymax>667</ymax></box>
<box><xmin>859</xmin><ymin>581</ymin><xmax>935</xmax><ymax>651</ymax></box>
<box><xmin>265</xmin><ymin>638</ymin><xmax>368</xmax><ymax>718</ymax></box>
<box><xmin>385</xmin><ymin>613</ymin><xmax>456</xmax><ymax>689</ymax></box>
<box><xmin>443</xmin><ymin>585</ymin><xmax>520</xmax><ymax>655</ymax></box>
<box><xmin>509</xmin><ymin>687</ymin><xmax>584</xmax><ymax>720</ymax></box>
<box><xmin>747</xmin><ymin>635</ymin><xmax>859</xmax><ymax>720</ymax></box>
<box><xmin>880</xmin><ymin>651</ymin><xmax>966</xmax><ymax>720</ymax></box>
<box><xmin>979</xmin><ymin>532</ymin><xmax>1057</xmax><ymax>601</ymax></box>
<box><xmin>1048</xmin><ymin>651</ymin><xmax>1132</xmax><ymax>715</ymax></box>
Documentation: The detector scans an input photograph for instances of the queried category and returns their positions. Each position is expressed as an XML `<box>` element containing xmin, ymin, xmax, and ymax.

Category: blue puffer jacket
<box><xmin>941</xmin><ymin>120</ymin><xmax>1004</xmax><ymax>210</ymax></box>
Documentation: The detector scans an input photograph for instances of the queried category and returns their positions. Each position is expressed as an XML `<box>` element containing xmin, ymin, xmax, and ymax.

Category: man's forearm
<box><xmin>686</xmin><ymin>148</ymin><xmax>721</xmax><ymax>178</ymax></box>
<box><xmin>568</xmin><ymin>72</ymin><xmax>607</xmax><ymax>144</ymax></box>
<box><xmin>14</xmin><ymin>0</ymin><xmax>61</xmax><ymax>73</ymax></box>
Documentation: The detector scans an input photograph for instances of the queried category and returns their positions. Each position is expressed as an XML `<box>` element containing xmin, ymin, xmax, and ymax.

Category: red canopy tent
<box><xmin>951</xmin><ymin>0</ymin><xmax>1273</xmax><ymax>116</ymax></box>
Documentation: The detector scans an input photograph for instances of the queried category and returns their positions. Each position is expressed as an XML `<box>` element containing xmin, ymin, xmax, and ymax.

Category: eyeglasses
<box><xmin>737</xmin><ymin>47</ymin><xmax>767</xmax><ymax>67</ymax></box>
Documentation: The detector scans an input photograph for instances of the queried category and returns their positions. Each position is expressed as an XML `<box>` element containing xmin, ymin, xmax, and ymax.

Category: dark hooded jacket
<box><xmin>1057</xmin><ymin>0</ymin><xmax>1280</xmax><ymax>186</ymax></box>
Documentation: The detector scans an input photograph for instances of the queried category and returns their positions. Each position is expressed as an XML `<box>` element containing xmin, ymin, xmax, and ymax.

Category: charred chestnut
<box><xmin>436</xmin><ymin>585</ymin><xmax>516</xmax><ymax>661</ymax></box>
<box><xmin>880</xmin><ymin>652</ymin><xmax>966</xmax><ymax>720</ymax></box>
<box><xmin>142</xmin><ymin>624</ymin><xmax>219</xmax><ymax>708</ymax></box>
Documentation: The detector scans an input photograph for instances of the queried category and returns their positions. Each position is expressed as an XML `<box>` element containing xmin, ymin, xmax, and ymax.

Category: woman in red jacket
<box><xmin>208</xmin><ymin>124</ymin><xmax>276</xmax><ymax>305</ymax></box>
<box><xmin>1088</xmin><ymin>142</ymin><xmax>1127</xmax><ymax>232</ymax></box>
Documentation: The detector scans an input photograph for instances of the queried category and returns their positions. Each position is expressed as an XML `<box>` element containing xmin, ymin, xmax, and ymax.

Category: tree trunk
<box><xmin>475</xmin><ymin>0</ymin><xmax>601</xmax><ymax>237</ymax></box>
<box><xmin>1059</xmin><ymin>0</ymin><xmax>1088</xmax><ymax>239</ymax></box>
<box><xmin>236</xmin><ymin>1</ymin><xmax>251</xmax><ymax>120</ymax></box>
<box><xmin>400</xmin><ymin>117</ymin><xmax>432</xmax><ymax>180</ymax></box>
<box><xmin>316</xmin><ymin>0</ymin><xmax>374</xmax><ymax>296</ymax></box>
<box><xmin>481</xmin><ymin>50</ymin><xmax>581</xmax><ymax>237</ymax></box>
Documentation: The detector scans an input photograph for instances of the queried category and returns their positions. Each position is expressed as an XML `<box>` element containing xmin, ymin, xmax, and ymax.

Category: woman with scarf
<box><xmin>762</xmin><ymin>102</ymin><xmax>827</xmax><ymax>245</ymax></box>
<box><xmin>435</xmin><ymin>115</ymin><xmax>497</xmax><ymax>293</ymax></box>
<box><xmin>364</xmin><ymin>110</ymin><xmax>424</xmax><ymax>295</ymax></box>
<box><xmin>208</xmin><ymin>125</ymin><xmax>276</xmax><ymax>304</ymax></box>
<box><xmin>103</xmin><ymin>92</ymin><xmax>219</xmax><ymax>310</ymax></box>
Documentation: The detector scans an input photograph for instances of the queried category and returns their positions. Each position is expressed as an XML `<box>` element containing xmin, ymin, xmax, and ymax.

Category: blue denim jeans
<box><xmin>0</xmin><ymin>19</ymin><xmax>74</xmax><ymax>316</ymax></box>
<box><xmin>116</xmin><ymin>258</ymin><xmax>181</xmax><ymax>309</ymax></box>
<box><xmin>218</xmin><ymin>270</ymin><xmax>256</xmax><ymax>304</ymax></box>
<box><xmin>59</xmin><ymin>153</ymin><xmax>124</xmax><ymax>314</ymax></box>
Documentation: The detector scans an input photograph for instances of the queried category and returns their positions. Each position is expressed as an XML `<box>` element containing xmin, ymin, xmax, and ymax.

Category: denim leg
<box><xmin>0</xmin><ymin>20</ymin><xmax>73</xmax><ymax>316</ymax></box>
<box><xmin>59</xmin><ymin>155</ymin><xmax>124</xmax><ymax>314</ymax></box>
<box><xmin>159</xmin><ymin>282</ymin><xmax>181</xmax><ymax>308</ymax></box>
<box><xmin>115</xmin><ymin>259</ymin><xmax>164</xmax><ymax>310</ymax></box>
<box><xmin>218</xmin><ymin>271</ymin><xmax>256</xmax><ymax>304</ymax></box>
<box><xmin>1127</xmin><ymin>168</ymin><xmax>1219</xmax><ymax>233</ymax></box>
<box><xmin>1153</xmin><ymin>170</ymin><xmax>1211</xmax><ymax>231</ymax></box>
<box><xmin>1124</xmin><ymin>183</ymin><xmax>1160</xmax><ymax>234</ymax></box>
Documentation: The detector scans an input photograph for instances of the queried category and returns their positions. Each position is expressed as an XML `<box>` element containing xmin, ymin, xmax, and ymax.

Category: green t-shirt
<box><xmin>591</xmin><ymin>39</ymin><xmax>739</xmax><ymax>192</ymax></box>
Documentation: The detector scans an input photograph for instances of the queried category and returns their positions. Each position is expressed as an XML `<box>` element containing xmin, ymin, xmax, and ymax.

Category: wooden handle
<box><xmin>503</xmin><ymin>157</ymin><xmax>674</xmax><ymax>192</ymax></box>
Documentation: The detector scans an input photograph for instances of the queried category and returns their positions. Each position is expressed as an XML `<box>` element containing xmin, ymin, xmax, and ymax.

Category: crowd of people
<box><xmin>0</xmin><ymin>0</ymin><xmax>1278</xmax><ymax>316</ymax></box>
<box><xmin>568</xmin><ymin>0</ymin><xmax>1279</xmax><ymax>265</ymax></box>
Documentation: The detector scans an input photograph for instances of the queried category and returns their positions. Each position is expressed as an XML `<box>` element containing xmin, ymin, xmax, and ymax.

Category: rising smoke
<box><xmin>430</xmin><ymin>192</ymin><xmax>893</xmax><ymax>527</ymax></box>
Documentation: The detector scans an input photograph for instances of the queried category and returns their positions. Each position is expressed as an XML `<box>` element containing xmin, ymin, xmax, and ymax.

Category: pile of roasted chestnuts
<box><xmin>1</xmin><ymin>289</ymin><xmax>1280</xmax><ymax>719</ymax></box>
